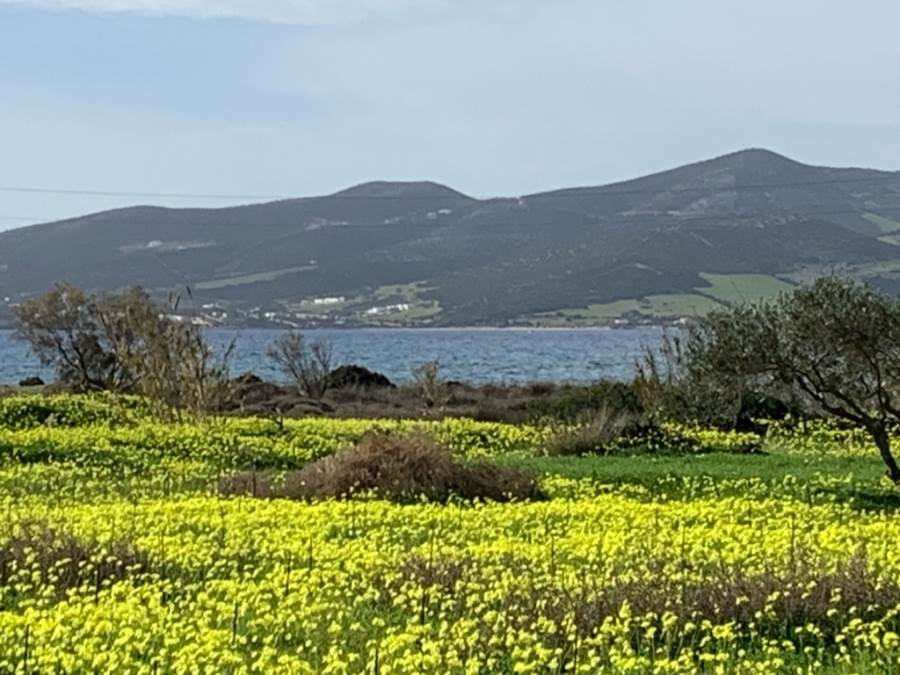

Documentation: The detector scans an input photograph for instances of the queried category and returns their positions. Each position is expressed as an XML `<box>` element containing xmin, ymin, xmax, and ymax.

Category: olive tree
<box><xmin>14</xmin><ymin>283</ymin><xmax>234</xmax><ymax>415</ymax></box>
<box><xmin>14</xmin><ymin>283</ymin><xmax>152</xmax><ymax>390</ymax></box>
<box><xmin>685</xmin><ymin>276</ymin><xmax>900</xmax><ymax>482</ymax></box>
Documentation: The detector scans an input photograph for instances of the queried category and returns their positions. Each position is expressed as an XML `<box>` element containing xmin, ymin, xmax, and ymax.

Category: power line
<box><xmin>0</xmin><ymin>172</ymin><xmax>898</xmax><ymax>202</ymax></box>
<box><xmin>0</xmin><ymin>186</ymin><xmax>285</xmax><ymax>201</ymax></box>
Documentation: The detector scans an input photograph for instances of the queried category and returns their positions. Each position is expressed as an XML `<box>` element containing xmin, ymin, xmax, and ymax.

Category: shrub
<box><xmin>13</xmin><ymin>283</ymin><xmax>235</xmax><ymax>416</ymax></box>
<box><xmin>326</xmin><ymin>365</ymin><xmax>393</xmax><ymax>390</ymax></box>
<box><xmin>0</xmin><ymin>520</ymin><xmax>150</xmax><ymax>602</ymax></box>
<box><xmin>543</xmin><ymin>410</ymin><xmax>708</xmax><ymax>457</ymax></box>
<box><xmin>412</xmin><ymin>360</ymin><xmax>449</xmax><ymax>409</ymax></box>
<box><xmin>0</xmin><ymin>393</ymin><xmax>148</xmax><ymax>430</ymax></box>
<box><xmin>544</xmin><ymin>408</ymin><xmax>634</xmax><ymax>456</ymax></box>
<box><xmin>219</xmin><ymin>432</ymin><xmax>543</xmax><ymax>503</ymax></box>
<box><xmin>528</xmin><ymin>381</ymin><xmax>643</xmax><ymax>423</ymax></box>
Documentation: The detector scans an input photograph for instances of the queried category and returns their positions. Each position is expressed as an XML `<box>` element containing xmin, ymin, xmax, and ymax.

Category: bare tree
<box><xmin>267</xmin><ymin>332</ymin><xmax>334</xmax><ymax>399</ymax></box>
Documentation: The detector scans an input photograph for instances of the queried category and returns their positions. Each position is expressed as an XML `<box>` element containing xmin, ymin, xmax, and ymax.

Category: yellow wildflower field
<box><xmin>0</xmin><ymin>395</ymin><xmax>899</xmax><ymax>673</ymax></box>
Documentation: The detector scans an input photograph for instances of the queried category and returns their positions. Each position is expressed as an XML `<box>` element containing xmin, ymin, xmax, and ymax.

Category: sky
<box><xmin>1</xmin><ymin>0</ymin><xmax>900</xmax><ymax>230</ymax></box>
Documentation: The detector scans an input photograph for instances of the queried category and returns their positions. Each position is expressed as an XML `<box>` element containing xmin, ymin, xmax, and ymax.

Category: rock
<box><xmin>281</xmin><ymin>397</ymin><xmax>336</xmax><ymax>417</ymax></box>
<box><xmin>18</xmin><ymin>376</ymin><xmax>45</xmax><ymax>387</ymax></box>
<box><xmin>229</xmin><ymin>372</ymin><xmax>285</xmax><ymax>407</ymax></box>
<box><xmin>327</xmin><ymin>364</ymin><xmax>394</xmax><ymax>390</ymax></box>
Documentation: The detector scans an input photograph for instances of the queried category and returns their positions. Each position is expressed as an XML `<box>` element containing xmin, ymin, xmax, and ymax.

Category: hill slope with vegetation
<box><xmin>2</xmin><ymin>149</ymin><xmax>900</xmax><ymax>326</ymax></box>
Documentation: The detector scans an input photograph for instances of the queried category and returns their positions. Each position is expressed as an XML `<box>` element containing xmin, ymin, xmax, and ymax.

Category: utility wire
<box><xmin>1</xmin><ymin>174</ymin><xmax>898</xmax><ymax>228</ymax></box>
<box><xmin>0</xmin><ymin>186</ymin><xmax>284</xmax><ymax>201</ymax></box>
<box><xmin>0</xmin><ymin>172</ymin><xmax>898</xmax><ymax>202</ymax></box>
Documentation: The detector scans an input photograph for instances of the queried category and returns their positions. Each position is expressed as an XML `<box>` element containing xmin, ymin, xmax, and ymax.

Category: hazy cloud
<box><xmin>0</xmin><ymin>0</ymin><xmax>442</xmax><ymax>24</ymax></box>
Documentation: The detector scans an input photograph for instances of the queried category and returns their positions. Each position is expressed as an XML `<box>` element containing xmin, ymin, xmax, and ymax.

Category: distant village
<box><xmin>0</xmin><ymin>291</ymin><xmax>694</xmax><ymax>330</ymax></box>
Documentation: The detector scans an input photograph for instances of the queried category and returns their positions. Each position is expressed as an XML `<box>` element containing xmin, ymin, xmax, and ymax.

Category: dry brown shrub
<box><xmin>219</xmin><ymin>432</ymin><xmax>543</xmax><ymax>503</ymax></box>
<box><xmin>0</xmin><ymin>520</ymin><xmax>150</xmax><ymax>601</ymax></box>
<box><xmin>369</xmin><ymin>547</ymin><xmax>900</xmax><ymax>669</ymax></box>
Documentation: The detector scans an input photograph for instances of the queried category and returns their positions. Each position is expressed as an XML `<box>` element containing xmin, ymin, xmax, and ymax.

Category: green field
<box><xmin>527</xmin><ymin>273</ymin><xmax>794</xmax><ymax>326</ymax></box>
<box><xmin>695</xmin><ymin>273</ymin><xmax>795</xmax><ymax>305</ymax></box>
<box><xmin>531</xmin><ymin>293</ymin><xmax>724</xmax><ymax>324</ymax></box>
<box><xmin>193</xmin><ymin>266</ymin><xmax>316</xmax><ymax>291</ymax></box>
<box><xmin>864</xmin><ymin>212</ymin><xmax>900</xmax><ymax>234</ymax></box>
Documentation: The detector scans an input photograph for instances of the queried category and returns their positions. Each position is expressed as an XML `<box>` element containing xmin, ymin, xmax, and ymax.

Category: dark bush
<box><xmin>528</xmin><ymin>381</ymin><xmax>643</xmax><ymax>423</ymax></box>
<box><xmin>219</xmin><ymin>432</ymin><xmax>543</xmax><ymax>503</ymax></box>
<box><xmin>544</xmin><ymin>408</ymin><xmax>633</xmax><ymax>456</ymax></box>
<box><xmin>229</xmin><ymin>373</ymin><xmax>284</xmax><ymax>407</ymax></box>
<box><xmin>544</xmin><ymin>410</ymin><xmax>700</xmax><ymax>457</ymax></box>
<box><xmin>327</xmin><ymin>365</ymin><xmax>394</xmax><ymax>390</ymax></box>
<box><xmin>734</xmin><ymin>391</ymin><xmax>801</xmax><ymax>432</ymax></box>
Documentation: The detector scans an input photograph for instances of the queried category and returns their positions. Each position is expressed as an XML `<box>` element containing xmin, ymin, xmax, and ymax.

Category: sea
<box><xmin>0</xmin><ymin>327</ymin><xmax>665</xmax><ymax>385</ymax></box>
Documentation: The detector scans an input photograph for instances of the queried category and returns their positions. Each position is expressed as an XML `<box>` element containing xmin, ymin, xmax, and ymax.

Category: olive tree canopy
<box><xmin>14</xmin><ymin>283</ymin><xmax>233</xmax><ymax>415</ymax></box>
<box><xmin>686</xmin><ymin>276</ymin><xmax>900</xmax><ymax>482</ymax></box>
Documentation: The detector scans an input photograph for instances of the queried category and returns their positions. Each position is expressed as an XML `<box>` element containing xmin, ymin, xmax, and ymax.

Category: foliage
<box><xmin>0</xmin><ymin>395</ymin><xmax>550</xmax><ymax>469</ymax></box>
<box><xmin>14</xmin><ymin>283</ymin><xmax>149</xmax><ymax>390</ymax></box>
<box><xmin>544</xmin><ymin>408</ymin><xmax>635</xmax><ymax>456</ymax></box>
<box><xmin>13</xmin><ymin>283</ymin><xmax>235</xmax><ymax>416</ymax></box>
<box><xmin>686</xmin><ymin>276</ymin><xmax>900</xmax><ymax>481</ymax></box>
<box><xmin>635</xmin><ymin>328</ymin><xmax>748</xmax><ymax>429</ymax></box>
<box><xmin>527</xmin><ymin>381</ymin><xmax>643</xmax><ymax>422</ymax></box>
<box><xmin>0</xmin><ymin>393</ymin><xmax>150</xmax><ymax>430</ymax></box>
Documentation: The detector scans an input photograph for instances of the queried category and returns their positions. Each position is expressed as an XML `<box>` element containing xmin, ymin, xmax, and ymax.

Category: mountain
<box><xmin>2</xmin><ymin>148</ymin><xmax>900</xmax><ymax>327</ymax></box>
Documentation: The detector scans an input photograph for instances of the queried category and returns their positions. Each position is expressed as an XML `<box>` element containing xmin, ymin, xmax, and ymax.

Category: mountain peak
<box><xmin>330</xmin><ymin>180</ymin><xmax>471</xmax><ymax>200</ymax></box>
<box><xmin>709</xmin><ymin>147</ymin><xmax>803</xmax><ymax>169</ymax></box>
<box><xmin>725</xmin><ymin>147</ymin><xmax>792</xmax><ymax>160</ymax></box>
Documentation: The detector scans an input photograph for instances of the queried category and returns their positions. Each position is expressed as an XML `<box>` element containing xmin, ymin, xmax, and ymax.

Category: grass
<box><xmin>695</xmin><ymin>273</ymin><xmax>794</xmax><ymax>305</ymax></box>
<box><xmin>372</xmin><ymin>281</ymin><xmax>434</xmax><ymax>301</ymax></box>
<box><xmin>531</xmin><ymin>293</ymin><xmax>724</xmax><ymax>324</ymax></box>
<box><xmin>193</xmin><ymin>266</ymin><xmax>316</xmax><ymax>290</ymax></box>
<box><xmin>496</xmin><ymin>452</ymin><xmax>900</xmax><ymax>509</ymax></box>
<box><xmin>527</xmin><ymin>273</ymin><xmax>794</xmax><ymax>325</ymax></box>
<box><xmin>503</xmin><ymin>451</ymin><xmax>881</xmax><ymax>483</ymax></box>
<box><xmin>785</xmin><ymin>259</ymin><xmax>900</xmax><ymax>285</ymax></box>
<box><xmin>864</xmin><ymin>212</ymin><xmax>900</xmax><ymax>234</ymax></box>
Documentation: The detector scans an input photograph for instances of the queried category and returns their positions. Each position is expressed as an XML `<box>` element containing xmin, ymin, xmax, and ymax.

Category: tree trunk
<box><xmin>869</xmin><ymin>422</ymin><xmax>900</xmax><ymax>484</ymax></box>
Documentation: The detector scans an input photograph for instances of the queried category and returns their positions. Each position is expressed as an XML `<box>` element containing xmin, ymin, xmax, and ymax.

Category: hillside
<box><xmin>2</xmin><ymin>149</ymin><xmax>900</xmax><ymax>327</ymax></box>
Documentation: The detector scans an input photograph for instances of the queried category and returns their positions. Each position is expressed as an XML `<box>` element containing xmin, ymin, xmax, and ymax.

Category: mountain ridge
<box><xmin>2</xmin><ymin>148</ymin><xmax>900</xmax><ymax>327</ymax></box>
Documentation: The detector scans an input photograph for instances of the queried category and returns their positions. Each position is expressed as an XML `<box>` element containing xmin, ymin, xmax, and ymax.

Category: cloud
<box><xmin>0</xmin><ymin>0</ymin><xmax>443</xmax><ymax>24</ymax></box>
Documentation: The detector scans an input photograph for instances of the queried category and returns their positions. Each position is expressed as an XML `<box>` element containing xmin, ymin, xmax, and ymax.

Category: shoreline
<box><xmin>1</xmin><ymin>324</ymin><xmax>671</xmax><ymax>333</ymax></box>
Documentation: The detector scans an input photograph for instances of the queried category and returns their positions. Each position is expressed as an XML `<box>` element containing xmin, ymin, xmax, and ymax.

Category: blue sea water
<box><xmin>0</xmin><ymin>327</ymin><xmax>665</xmax><ymax>385</ymax></box>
